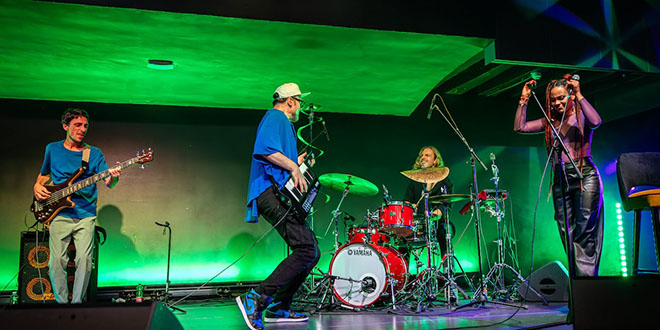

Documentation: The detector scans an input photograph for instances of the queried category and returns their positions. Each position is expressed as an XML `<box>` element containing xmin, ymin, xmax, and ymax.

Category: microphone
<box><xmin>489</xmin><ymin>153</ymin><xmax>499</xmax><ymax>178</ymax></box>
<box><xmin>427</xmin><ymin>94</ymin><xmax>437</xmax><ymax>120</ymax></box>
<box><xmin>529</xmin><ymin>71</ymin><xmax>542</xmax><ymax>90</ymax></box>
<box><xmin>155</xmin><ymin>221</ymin><xmax>170</xmax><ymax>235</ymax></box>
<box><xmin>361</xmin><ymin>277</ymin><xmax>377</xmax><ymax>294</ymax></box>
<box><xmin>342</xmin><ymin>212</ymin><xmax>355</xmax><ymax>222</ymax></box>
<box><xmin>382</xmin><ymin>184</ymin><xmax>391</xmax><ymax>205</ymax></box>
<box><xmin>306</xmin><ymin>103</ymin><xmax>321</xmax><ymax>111</ymax></box>
<box><xmin>567</xmin><ymin>74</ymin><xmax>580</xmax><ymax>94</ymax></box>
<box><xmin>321</xmin><ymin>119</ymin><xmax>330</xmax><ymax>141</ymax></box>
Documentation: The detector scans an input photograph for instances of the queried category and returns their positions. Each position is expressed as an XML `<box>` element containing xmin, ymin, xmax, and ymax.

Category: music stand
<box><xmin>155</xmin><ymin>221</ymin><xmax>186</xmax><ymax>314</ymax></box>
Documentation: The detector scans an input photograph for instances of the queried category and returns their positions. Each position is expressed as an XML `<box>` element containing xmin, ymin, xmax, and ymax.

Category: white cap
<box><xmin>273</xmin><ymin>82</ymin><xmax>310</xmax><ymax>100</ymax></box>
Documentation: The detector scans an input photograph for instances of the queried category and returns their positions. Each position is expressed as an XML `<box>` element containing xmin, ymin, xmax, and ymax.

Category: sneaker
<box><xmin>236</xmin><ymin>290</ymin><xmax>268</xmax><ymax>330</ymax></box>
<box><xmin>263</xmin><ymin>309</ymin><xmax>309</xmax><ymax>323</ymax></box>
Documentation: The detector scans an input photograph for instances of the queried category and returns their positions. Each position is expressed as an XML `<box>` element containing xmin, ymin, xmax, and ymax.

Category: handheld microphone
<box><xmin>529</xmin><ymin>71</ymin><xmax>542</xmax><ymax>90</ymax></box>
<box><xmin>427</xmin><ymin>94</ymin><xmax>437</xmax><ymax>120</ymax></box>
<box><xmin>567</xmin><ymin>74</ymin><xmax>580</xmax><ymax>94</ymax></box>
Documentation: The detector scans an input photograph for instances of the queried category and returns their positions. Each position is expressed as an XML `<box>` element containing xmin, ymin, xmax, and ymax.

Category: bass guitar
<box><xmin>30</xmin><ymin>148</ymin><xmax>153</xmax><ymax>228</ymax></box>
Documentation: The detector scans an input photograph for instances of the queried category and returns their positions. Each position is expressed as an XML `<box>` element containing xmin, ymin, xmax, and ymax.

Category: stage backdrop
<box><xmin>1</xmin><ymin>97</ymin><xmax>657</xmax><ymax>290</ymax></box>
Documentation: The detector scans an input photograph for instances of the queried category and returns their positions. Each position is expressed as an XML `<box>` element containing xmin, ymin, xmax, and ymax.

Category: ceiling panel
<box><xmin>0</xmin><ymin>0</ymin><xmax>492</xmax><ymax>116</ymax></box>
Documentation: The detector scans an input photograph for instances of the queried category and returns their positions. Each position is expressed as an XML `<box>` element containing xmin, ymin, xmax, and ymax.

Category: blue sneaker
<box><xmin>263</xmin><ymin>308</ymin><xmax>309</xmax><ymax>323</ymax></box>
<box><xmin>236</xmin><ymin>290</ymin><xmax>269</xmax><ymax>330</ymax></box>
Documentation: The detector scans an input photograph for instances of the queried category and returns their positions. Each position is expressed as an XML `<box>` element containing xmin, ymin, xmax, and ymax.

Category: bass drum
<box><xmin>329</xmin><ymin>243</ymin><xmax>407</xmax><ymax>307</ymax></box>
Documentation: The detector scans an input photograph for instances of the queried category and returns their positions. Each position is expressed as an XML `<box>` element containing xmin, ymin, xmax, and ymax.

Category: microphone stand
<box><xmin>428</xmin><ymin>95</ymin><xmax>491</xmax><ymax>310</ymax></box>
<box><xmin>528</xmin><ymin>88</ymin><xmax>581</xmax><ymax>324</ymax></box>
<box><xmin>155</xmin><ymin>221</ymin><xmax>186</xmax><ymax>314</ymax></box>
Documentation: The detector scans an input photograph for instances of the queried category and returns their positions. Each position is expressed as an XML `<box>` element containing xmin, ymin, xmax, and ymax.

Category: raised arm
<box><xmin>569</xmin><ymin>79</ymin><xmax>602</xmax><ymax>128</ymax></box>
<box><xmin>513</xmin><ymin>80</ymin><xmax>544</xmax><ymax>134</ymax></box>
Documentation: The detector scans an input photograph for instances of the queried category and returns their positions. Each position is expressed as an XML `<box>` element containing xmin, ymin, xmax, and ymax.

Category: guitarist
<box><xmin>237</xmin><ymin>83</ymin><xmax>320</xmax><ymax>330</ymax></box>
<box><xmin>32</xmin><ymin>108</ymin><xmax>121</xmax><ymax>303</ymax></box>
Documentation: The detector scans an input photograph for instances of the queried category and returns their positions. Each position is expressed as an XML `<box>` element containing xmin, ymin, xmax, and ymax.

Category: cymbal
<box><xmin>318</xmin><ymin>173</ymin><xmax>379</xmax><ymax>196</ymax></box>
<box><xmin>400</xmin><ymin>167</ymin><xmax>450</xmax><ymax>184</ymax></box>
<box><xmin>428</xmin><ymin>193</ymin><xmax>471</xmax><ymax>204</ymax></box>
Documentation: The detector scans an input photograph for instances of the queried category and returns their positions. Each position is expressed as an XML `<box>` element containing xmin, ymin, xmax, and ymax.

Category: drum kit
<box><xmin>304</xmin><ymin>166</ymin><xmax>478</xmax><ymax>312</ymax></box>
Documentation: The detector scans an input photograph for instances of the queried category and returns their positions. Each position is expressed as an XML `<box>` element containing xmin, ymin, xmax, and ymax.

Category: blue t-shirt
<box><xmin>39</xmin><ymin>140</ymin><xmax>110</xmax><ymax>219</ymax></box>
<box><xmin>245</xmin><ymin>109</ymin><xmax>298</xmax><ymax>223</ymax></box>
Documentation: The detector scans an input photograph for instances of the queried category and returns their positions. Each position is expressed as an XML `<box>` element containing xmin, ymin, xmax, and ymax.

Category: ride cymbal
<box><xmin>318</xmin><ymin>173</ymin><xmax>379</xmax><ymax>196</ymax></box>
<box><xmin>428</xmin><ymin>193</ymin><xmax>471</xmax><ymax>204</ymax></box>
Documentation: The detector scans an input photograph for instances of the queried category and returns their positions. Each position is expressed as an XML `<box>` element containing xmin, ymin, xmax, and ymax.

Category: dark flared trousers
<box><xmin>552</xmin><ymin>157</ymin><xmax>604</xmax><ymax>277</ymax></box>
<box><xmin>254</xmin><ymin>186</ymin><xmax>320</xmax><ymax>309</ymax></box>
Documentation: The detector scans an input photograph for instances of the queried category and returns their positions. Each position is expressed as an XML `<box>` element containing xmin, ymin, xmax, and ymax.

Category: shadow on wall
<box><xmin>96</xmin><ymin>204</ymin><xmax>142</xmax><ymax>269</ymax></box>
<box><xmin>226</xmin><ymin>231</ymin><xmax>263</xmax><ymax>279</ymax></box>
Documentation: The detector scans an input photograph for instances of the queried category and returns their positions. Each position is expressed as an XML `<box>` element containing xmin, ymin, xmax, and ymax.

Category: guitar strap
<box><xmin>81</xmin><ymin>146</ymin><xmax>90</xmax><ymax>171</ymax></box>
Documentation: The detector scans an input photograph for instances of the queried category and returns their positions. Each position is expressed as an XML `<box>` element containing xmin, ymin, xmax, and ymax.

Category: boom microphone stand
<box><xmin>528</xmin><ymin>82</ymin><xmax>582</xmax><ymax>323</ymax></box>
<box><xmin>155</xmin><ymin>221</ymin><xmax>186</xmax><ymax>314</ymax></box>
<box><xmin>427</xmin><ymin>94</ymin><xmax>490</xmax><ymax>309</ymax></box>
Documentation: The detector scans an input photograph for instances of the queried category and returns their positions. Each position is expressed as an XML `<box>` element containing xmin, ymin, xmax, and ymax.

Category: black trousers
<box><xmin>255</xmin><ymin>186</ymin><xmax>320</xmax><ymax>309</ymax></box>
<box><xmin>552</xmin><ymin>157</ymin><xmax>604</xmax><ymax>276</ymax></box>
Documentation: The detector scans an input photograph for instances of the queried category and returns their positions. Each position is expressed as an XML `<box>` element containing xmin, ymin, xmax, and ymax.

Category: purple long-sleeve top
<box><xmin>514</xmin><ymin>98</ymin><xmax>602</xmax><ymax>163</ymax></box>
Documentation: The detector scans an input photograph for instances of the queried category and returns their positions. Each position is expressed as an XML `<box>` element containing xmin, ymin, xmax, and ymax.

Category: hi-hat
<box><xmin>401</xmin><ymin>166</ymin><xmax>450</xmax><ymax>184</ymax></box>
<box><xmin>318</xmin><ymin>173</ymin><xmax>379</xmax><ymax>196</ymax></box>
<box><xmin>428</xmin><ymin>193</ymin><xmax>471</xmax><ymax>204</ymax></box>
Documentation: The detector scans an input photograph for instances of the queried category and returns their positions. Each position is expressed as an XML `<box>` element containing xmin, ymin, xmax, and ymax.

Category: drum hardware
<box><xmin>319</xmin><ymin>173</ymin><xmax>379</xmax><ymax>250</ymax></box>
<box><xmin>435</xmin><ymin>193</ymin><xmax>472</xmax><ymax>309</ymax></box>
<box><xmin>302</xmin><ymin>267</ymin><xmax>365</xmax><ymax>313</ymax></box>
<box><xmin>467</xmin><ymin>163</ymin><xmax>548</xmax><ymax>307</ymax></box>
<box><xmin>405</xmin><ymin>186</ymin><xmax>442</xmax><ymax>311</ymax></box>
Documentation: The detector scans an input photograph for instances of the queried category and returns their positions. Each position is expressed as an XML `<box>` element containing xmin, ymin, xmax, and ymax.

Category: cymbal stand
<box><xmin>407</xmin><ymin>188</ymin><xmax>441</xmax><ymax>311</ymax></box>
<box><xmin>472</xmin><ymin>168</ymin><xmax>548</xmax><ymax>307</ymax></box>
<box><xmin>324</xmin><ymin>184</ymin><xmax>351</xmax><ymax>251</ymax></box>
<box><xmin>438</xmin><ymin>202</ymin><xmax>471</xmax><ymax>308</ymax></box>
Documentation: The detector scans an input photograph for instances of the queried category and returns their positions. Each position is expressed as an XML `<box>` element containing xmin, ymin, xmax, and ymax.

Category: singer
<box><xmin>403</xmin><ymin>146</ymin><xmax>454</xmax><ymax>257</ymax></box>
<box><xmin>514</xmin><ymin>75</ymin><xmax>603</xmax><ymax>276</ymax></box>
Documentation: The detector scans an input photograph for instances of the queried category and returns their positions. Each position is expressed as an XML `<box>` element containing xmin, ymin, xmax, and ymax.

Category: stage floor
<box><xmin>172</xmin><ymin>298</ymin><xmax>572</xmax><ymax>330</ymax></box>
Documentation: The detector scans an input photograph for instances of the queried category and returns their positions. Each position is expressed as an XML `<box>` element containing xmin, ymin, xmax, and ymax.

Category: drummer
<box><xmin>403</xmin><ymin>146</ymin><xmax>454</xmax><ymax>257</ymax></box>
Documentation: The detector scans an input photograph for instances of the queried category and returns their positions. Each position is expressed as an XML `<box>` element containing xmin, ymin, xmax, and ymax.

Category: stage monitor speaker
<box><xmin>572</xmin><ymin>276</ymin><xmax>660</xmax><ymax>329</ymax></box>
<box><xmin>18</xmin><ymin>230</ymin><xmax>99</xmax><ymax>303</ymax></box>
<box><xmin>517</xmin><ymin>261</ymin><xmax>569</xmax><ymax>302</ymax></box>
<box><xmin>0</xmin><ymin>301</ymin><xmax>183</xmax><ymax>330</ymax></box>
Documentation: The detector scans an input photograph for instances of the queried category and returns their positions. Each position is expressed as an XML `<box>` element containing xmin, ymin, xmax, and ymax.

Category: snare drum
<box><xmin>378</xmin><ymin>201</ymin><xmax>415</xmax><ymax>237</ymax></box>
<box><xmin>348</xmin><ymin>226</ymin><xmax>390</xmax><ymax>245</ymax></box>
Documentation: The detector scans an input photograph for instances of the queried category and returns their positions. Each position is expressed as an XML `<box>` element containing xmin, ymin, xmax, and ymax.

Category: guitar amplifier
<box><xmin>18</xmin><ymin>230</ymin><xmax>99</xmax><ymax>303</ymax></box>
<box><xmin>281</xmin><ymin>158</ymin><xmax>320</xmax><ymax>221</ymax></box>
